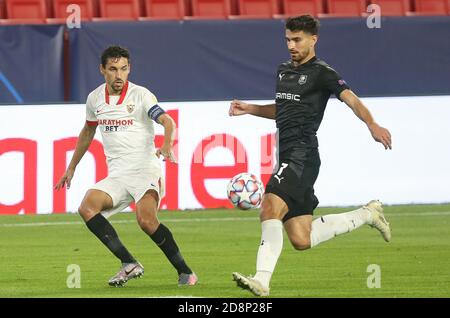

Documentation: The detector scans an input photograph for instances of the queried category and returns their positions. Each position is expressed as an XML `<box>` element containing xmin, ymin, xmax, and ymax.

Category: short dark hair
<box><xmin>285</xmin><ymin>15</ymin><xmax>320</xmax><ymax>35</ymax></box>
<box><xmin>101</xmin><ymin>46</ymin><xmax>130</xmax><ymax>67</ymax></box>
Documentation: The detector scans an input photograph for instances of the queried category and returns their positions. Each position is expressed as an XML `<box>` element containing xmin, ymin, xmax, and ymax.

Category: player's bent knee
<box><xmin>78</xmin><ymin>205</ymin><xmax>99</xmax><ymax>222</ymax></box>
<box><xmin>259</xmin><ymin>195</ymin><xmax>286</xmax><ymax>221</ymax></box>
<box><xmin>290</xmin><ymin>237</ymin><xmax>311</xmax><ymax>251</ymax></box>
<box><xmin>260</xmin><ymin>207</ymin><xmax>276</xmax><ymax>222</ymax></box>
<box><xmin>136</xmin><ymin>215</ymin><xmax>159</xmax><ymax>234</ymax></box>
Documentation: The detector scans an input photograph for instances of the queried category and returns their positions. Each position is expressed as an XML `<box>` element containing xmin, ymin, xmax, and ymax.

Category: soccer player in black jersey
<box><xmin>230</xmin><ymin>15</ymin><xmax>392</xmax><ymax>296</ymax></box>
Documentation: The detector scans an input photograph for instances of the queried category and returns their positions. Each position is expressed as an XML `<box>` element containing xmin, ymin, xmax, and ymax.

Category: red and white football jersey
<box><xmin>86</xmin><ymin>81</ymin><xmax>159</xmax><ymax>159</ymax></box>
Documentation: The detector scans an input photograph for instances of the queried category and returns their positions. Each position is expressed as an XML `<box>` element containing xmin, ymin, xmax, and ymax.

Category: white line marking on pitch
<box><xmin>141</xmin><ymin>296</ymin><xmax>203</xmax><ymax>298</ymax></box>
<box><xmin>1</xmin><ymin>211</ymin><xmax>450</xmax><ymax>227</ymax></box>
<box><xmin>0</xmin><ymin>217</ymin><xmax>256</xmax><ymax>227</ymax></box>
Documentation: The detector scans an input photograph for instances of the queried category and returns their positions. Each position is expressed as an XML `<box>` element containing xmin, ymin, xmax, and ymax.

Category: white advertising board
<box><xmin>1</xmin><ymin>95</ymin><xmax>449</xmax><ymax>214</ymax></box>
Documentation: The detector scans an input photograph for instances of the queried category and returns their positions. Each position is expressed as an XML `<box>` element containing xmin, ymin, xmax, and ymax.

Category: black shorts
<box><xmin>265</xmin><ymin>147</ymin><xmax>321</xmax><ymax>222</ymax></box>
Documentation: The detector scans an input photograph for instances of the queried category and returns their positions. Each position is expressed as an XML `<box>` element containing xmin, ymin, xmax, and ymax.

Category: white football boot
<box><xmin>232</xmin><ymin>272</ymin><xmax>270</xmax><ymax>296</ymax></box>
<box><xmin>365</xmin><ymin>200</ymin><xmax>391</xmax><ymax>242</ymax></box>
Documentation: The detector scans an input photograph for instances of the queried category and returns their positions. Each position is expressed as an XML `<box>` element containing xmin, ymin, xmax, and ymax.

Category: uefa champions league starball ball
<box><xmin>227</xmin><ymin>173</ymin><xmax>264</xmax><ymax>210</ymax></box>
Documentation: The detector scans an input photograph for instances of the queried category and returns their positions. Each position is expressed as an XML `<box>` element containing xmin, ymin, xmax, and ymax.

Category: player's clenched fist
<box><xmin>229</xmin><ymin>99</ymin><xmax>250</xmax><ymax>116</ymax></box>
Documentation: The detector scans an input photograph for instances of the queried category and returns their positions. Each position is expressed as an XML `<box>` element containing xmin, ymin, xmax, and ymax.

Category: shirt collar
<box><xmin>291</xmin><ymin>56</ymin><xmax>317</xmax><ymax>69</ymax></box>
<box><xmin>105</xmin><ymin>81</ymin><xmax>129</xmax><ymax>105</ymax></box>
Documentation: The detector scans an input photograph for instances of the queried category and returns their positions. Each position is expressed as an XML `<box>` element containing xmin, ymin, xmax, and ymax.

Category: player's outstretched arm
<box><xmin>54</xmin><ymin>123</ymin><xmax>97</xmax><ymax>190</ymax></box>
<box><xmin>340</xmin><ymin>89</ymin><xmax>392</xmax><ymax>150</ymax></box>
<box><xmin>156</xmin><ymin>113</ymin><xmax>177</xmax><ymax>163</ymax></box>
<box><xmin>229</xmin><ymin>99</ymin><xmax>276</xmax><ymax>119</ymax></box>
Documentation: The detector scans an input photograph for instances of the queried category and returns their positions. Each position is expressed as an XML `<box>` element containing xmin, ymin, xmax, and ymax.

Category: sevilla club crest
<box><xmin>127</xmin><ymin>104</ymin><xmax>135</xmax><ymax>113</ymax></box>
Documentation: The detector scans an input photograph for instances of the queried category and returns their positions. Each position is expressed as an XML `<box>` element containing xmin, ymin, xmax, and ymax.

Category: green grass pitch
<box><xmin>0</xmin><ymin>204</ymin><xmax>449</xmax><ymax>298</ymax></box>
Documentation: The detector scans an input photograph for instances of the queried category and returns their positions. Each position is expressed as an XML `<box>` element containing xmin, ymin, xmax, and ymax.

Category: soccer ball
<box><xmin>227</xmin><ymin>173</ymin><xmax>264</xmax><ymax>210</ymax></box>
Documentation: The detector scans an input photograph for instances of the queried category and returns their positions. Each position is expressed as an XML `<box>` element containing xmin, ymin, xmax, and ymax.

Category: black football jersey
<box><xmin>275</xmin><ymin>57</ymin><xmax>350</xmax><ymax>153</ymax></box>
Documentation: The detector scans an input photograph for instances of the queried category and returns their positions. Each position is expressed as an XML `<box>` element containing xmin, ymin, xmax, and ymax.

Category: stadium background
<box><xmin>0</xmin><ymin>0</ymin><xmax>450</xmax><ymax>299</ymax></box>
<box><xmin>2</xmin><ymin>1</ymin><xmax>450</xmax><ymax>214</ymax></box>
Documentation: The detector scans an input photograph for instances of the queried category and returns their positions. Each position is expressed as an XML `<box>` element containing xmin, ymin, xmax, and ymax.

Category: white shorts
<box><xmin>90</xmin><ymin>152</ymin><xmax>165</xmax><ymax>218</ymax></box>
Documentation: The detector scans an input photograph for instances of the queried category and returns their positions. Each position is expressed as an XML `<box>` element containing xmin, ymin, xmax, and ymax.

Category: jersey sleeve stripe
<box><xmin>86</xmin><ymin>120</ymin><xmax>98</xmax><ymax>126</ymax></box>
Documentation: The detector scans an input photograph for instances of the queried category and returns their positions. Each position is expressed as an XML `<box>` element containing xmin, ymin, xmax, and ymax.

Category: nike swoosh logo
<box><xmin>125</xmin><ymin>265</ymin><xmax>137</xmax><ymax>275</ymax></box>
<box><xmin>156</xmin><ymin>238</ymin><xmax>166</xmax><ymax>247</ymax></box>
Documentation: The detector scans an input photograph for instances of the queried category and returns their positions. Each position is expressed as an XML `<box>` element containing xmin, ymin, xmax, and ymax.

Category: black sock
<box><xmin>150</xmin><ymin>223</ymin><xmax>192</xmax><ymax>275</ymax></box>
<box><xmin>85</xmin><ymin>213</ymin><xmax>136</xmax><ymax>264</ymax></box>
